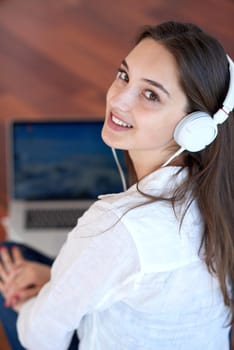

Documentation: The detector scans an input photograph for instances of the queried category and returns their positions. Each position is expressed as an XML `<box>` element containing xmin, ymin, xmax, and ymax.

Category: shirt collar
<box><xmin>130</xmin><ymin>166</ymin><xmax>188</xmax><ymax>196</ymax></box>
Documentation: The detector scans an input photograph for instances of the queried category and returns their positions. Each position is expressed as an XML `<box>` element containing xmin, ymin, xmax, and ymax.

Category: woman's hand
<box><xmin>0</xmin><ymin>246</ymin><xmax>51</xmax><ymax>311</ymax></box>
<box><xmin>0</xmin><ymin>245</ymin><xmax>22</xmax><ymax>298</ymax></box>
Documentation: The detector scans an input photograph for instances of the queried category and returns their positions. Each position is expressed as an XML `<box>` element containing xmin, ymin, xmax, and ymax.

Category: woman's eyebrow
<box><xmin>121</xmin><ymin>59</ymin><xmax>170</xmax><ymax>97</ymax></box>
<box><xmin>121</xmin><ymin>59</ymin><xmax>129</xmax><ymax>70</ymax></box>
<box><xmin>142</xmin><ymin>78</ymin><xmax>170</xmax><ymax>97</ymax></box>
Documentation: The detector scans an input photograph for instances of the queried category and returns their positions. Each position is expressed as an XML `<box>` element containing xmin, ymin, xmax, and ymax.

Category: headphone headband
<box><xmin>213</xmin><ymin>55</ymin><xmax>234</xmax><ymax>124</ymax></box>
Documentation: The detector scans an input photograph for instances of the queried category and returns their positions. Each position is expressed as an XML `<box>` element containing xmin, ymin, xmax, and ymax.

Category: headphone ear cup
<box><xmin>174</xmin><ymin>112</ymin><xmax>218</xmax><ymax>152</ymax></box>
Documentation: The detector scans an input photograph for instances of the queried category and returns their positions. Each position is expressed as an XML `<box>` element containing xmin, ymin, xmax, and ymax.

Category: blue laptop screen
<box><xmin>12</xmin><ymin>120</ymin><xmax>127</xmax><ymax>200</ymax></box>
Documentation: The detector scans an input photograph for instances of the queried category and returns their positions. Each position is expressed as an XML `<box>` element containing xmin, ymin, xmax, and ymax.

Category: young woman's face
<box><xmin>102</xmin><ymin>38</ymin><xmax>188</xmax><ymax>173</ymax></box>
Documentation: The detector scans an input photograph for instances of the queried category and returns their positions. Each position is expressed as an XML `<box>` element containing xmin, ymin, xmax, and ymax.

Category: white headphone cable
<box><xmin>111</xmin><ymin>147</ymin><xmax>127</xmax><ymax>191</ymax></box>
<box><xmin>162</xmin><ymin>147</ymin><xmax>185</xmax><ymax>167</ymax></box>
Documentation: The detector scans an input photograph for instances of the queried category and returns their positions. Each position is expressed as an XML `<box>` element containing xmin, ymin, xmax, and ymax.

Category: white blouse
<box><xmin>17</xmin><ymin>166</ymin><xmax>231</xmax><ymax>350</ymax></box>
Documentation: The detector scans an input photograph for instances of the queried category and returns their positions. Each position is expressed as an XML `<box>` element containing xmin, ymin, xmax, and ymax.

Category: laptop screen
<box><xmin>11</xmin><ymin>120</ymin><xmax>127</xmax><ymax>200</ymax></box>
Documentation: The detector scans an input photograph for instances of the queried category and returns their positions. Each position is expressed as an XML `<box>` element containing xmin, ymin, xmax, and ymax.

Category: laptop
<box><xmin>5</xmin><ymin>119</ymin><xmax>127</xmax><ymax>257</ymax></box>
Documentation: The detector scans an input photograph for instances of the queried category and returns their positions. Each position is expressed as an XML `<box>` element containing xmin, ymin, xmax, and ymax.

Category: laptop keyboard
<box><xmin>25</xmin><ymin>208</ymin><xmax>84</xmax><ymax>229</ymax></box>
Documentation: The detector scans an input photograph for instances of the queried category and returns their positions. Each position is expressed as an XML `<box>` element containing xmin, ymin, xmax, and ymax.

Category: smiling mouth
<box><xmin>111</xmin><ymin>114</ymin><xmax>133</xmax><ymax>128</ymax></box>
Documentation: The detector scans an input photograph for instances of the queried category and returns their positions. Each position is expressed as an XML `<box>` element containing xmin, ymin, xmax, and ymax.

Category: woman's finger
<box><xmin>0</xmin><ymin>279</ymin><xmax>6</xmax><ymax>295</ymax></box>
<box><xmin>6</xmin><ymin>285</ymin><xmax>41</xmax><ymax>307</ymax></box>
<box><xmin>0</xmin><ymin>246</ymin><xmax>13</xmax><ymax>272</ymax></box>
<box><xmin>2</xmin><ymin>266</ymin><xmax>24</xmax><ymax>295</ymax></box>
<box><xmin>18</xmin><ymin>285</ymin><xmax>42</xmax><ymax>302</ymax></box>
<box><xmin>0</xmin><ymin>261</ymin><xmax>8</xmax><ymax>282</ymax></box>
<box><xmin>11</xmin><ymin>246</ymin><xmax>24</xmax><ymax>265</ymax></box>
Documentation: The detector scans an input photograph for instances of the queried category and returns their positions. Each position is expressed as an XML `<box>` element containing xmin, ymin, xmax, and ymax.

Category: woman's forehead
<box><xmin>124</xmin><ymin>39</ymin><xmax>183</xmax><ymax>97</ymax></box>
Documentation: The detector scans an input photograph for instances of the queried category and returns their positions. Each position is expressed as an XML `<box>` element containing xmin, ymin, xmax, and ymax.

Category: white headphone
<box><xmin>173</xmin><ymin>55</ymin><xmax>234</xmax><ymax>153</ymax></box>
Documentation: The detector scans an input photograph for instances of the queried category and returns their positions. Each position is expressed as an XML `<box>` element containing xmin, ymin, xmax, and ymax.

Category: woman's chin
<box><xmin>101</xmin><ymin>133</ymin><xmax>114</xmax><ymax>149</ymax></box>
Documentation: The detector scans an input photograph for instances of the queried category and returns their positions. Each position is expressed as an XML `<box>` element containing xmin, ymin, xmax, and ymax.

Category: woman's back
<box><xmin>77</xmin><ymin>167</ymin><xmax>231</xmax><ymax>349</ymax></box>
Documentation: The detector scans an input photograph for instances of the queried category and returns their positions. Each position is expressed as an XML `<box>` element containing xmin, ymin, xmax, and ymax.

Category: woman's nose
<box><xmin>110</xmin><ymin>87</ymin><xmax>136</xmax><ymax>111</ymax></box>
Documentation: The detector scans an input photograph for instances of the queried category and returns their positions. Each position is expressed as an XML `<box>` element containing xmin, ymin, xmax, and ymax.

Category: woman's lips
<box><xmin>107</xmin><ymin>113</ymin><xmax>133</xmax><ymax>131</ymax></box>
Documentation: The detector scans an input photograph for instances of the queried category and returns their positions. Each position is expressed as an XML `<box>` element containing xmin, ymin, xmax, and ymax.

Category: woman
<box><xmin>0</xmin><ymin>21</ymin><xmax>233</xmax><ymax>349</ymax></box>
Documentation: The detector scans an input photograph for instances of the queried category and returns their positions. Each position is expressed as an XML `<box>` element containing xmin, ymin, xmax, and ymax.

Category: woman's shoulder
<box><xmin>96</xmin><ymin>166</ymin><xmax>191</xmax><ymax>215</ymax></box>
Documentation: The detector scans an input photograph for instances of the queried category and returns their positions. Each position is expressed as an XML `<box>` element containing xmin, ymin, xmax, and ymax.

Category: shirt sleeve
<box><xmin>17</xmin><ymin>200</ymin><xmax>141</xmax><ymax>350</ymax></box>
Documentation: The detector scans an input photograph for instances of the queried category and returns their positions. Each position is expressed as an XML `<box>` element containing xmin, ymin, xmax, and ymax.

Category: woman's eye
<box><xmin>116</xmin><ymin>69</ymin><xmax>129</xmax><ymax>82</ymax></box>
<box><xmin>144</xmin><ymin>90</ymin><xmax>159</xmax><ymax>102</ymax></box>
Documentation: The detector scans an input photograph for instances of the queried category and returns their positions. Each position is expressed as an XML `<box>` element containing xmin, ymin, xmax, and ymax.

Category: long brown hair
<box><xmin>128</xmin><ymin>21</ymin><xmax>234</xmax><ymax>321</ymax></box>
